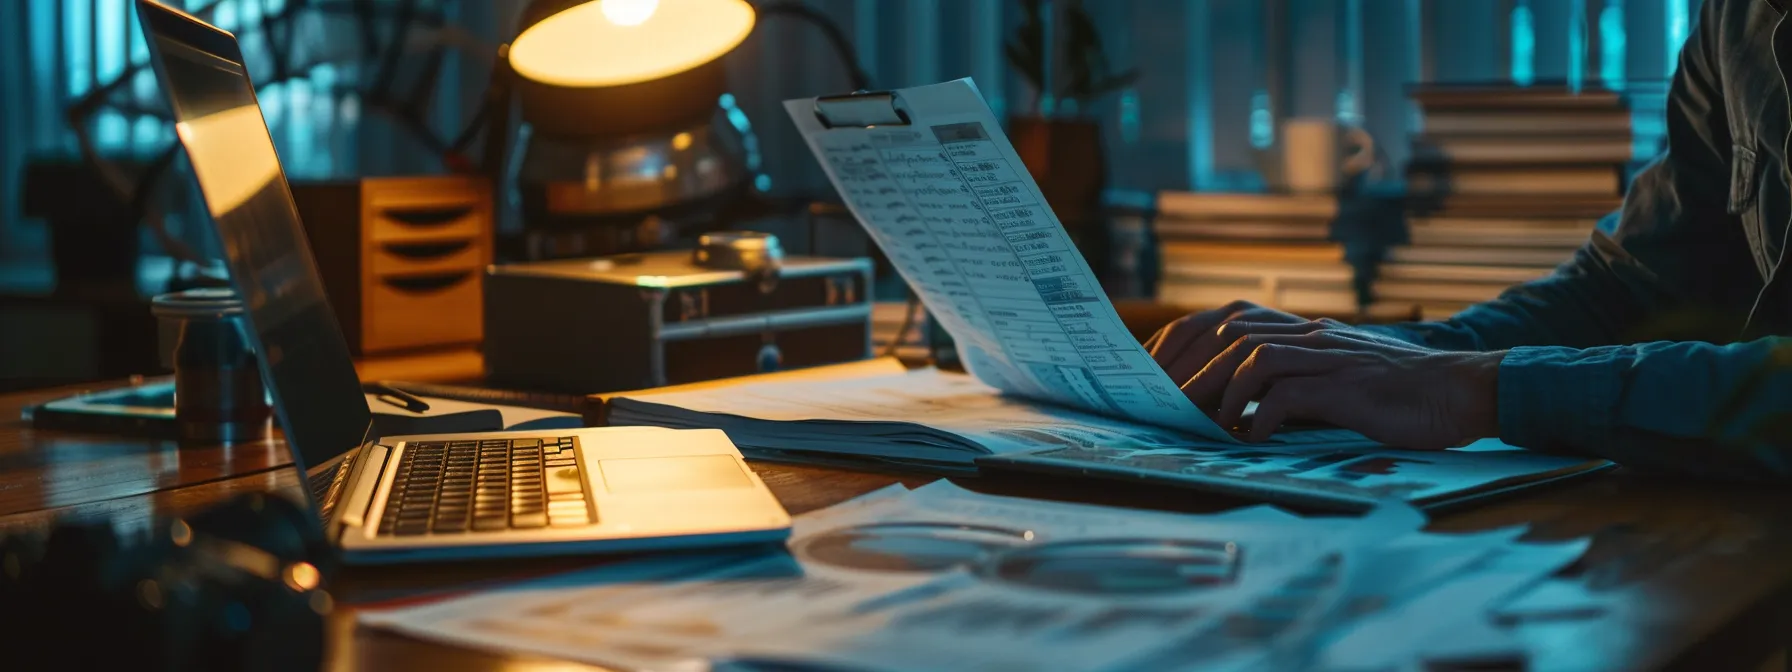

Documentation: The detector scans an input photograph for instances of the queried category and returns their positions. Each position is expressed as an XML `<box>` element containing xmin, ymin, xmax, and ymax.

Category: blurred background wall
<box><xmin>0</xmin><ymin>0</ymin><xmax>1698</xmax><ymax>295</ymax></box>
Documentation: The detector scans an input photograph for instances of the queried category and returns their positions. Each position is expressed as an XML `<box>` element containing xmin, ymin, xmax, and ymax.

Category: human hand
<box><xmin>1146</xmin><ymin>300</ymin><xmax>1359</xmax><ymax>386</ymax></box>
<box><xmin>1181</xmin><ymin>327</ymin><xmax>1503</xmax><ymax>450</ymax></box>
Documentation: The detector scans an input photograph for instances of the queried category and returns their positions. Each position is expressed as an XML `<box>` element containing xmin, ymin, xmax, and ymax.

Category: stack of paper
<box><xmin>362</xmin><ymin>482</ymin><xmax>1589</xmax><ymax>671</ymax></box>
<box><xmin>609</xmin><ymin>367</ymin><xmax>1375</xmax><ymax>474</ymax></box>
<box><xmin>980</xmin><ymin>436</ymin><xmax>1612</xmax><ymax>512</ymax></box>
<box><xmin>608</xmin><ymin>366</ymin><xmax>1608</xmax><ymax>508</ymax></box>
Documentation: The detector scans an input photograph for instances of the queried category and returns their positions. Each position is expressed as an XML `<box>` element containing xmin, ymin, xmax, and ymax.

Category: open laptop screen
<box><xmin>140</xmin><ymin>1</ymin><xmax>372</xmax><ymax>476</ymax></box>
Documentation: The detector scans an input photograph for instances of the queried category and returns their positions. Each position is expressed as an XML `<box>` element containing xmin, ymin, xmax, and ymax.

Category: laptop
<box><xmin>135</xmin><ymin>0</ymin><xmax>791</xmax><ymax>564</ymax></box>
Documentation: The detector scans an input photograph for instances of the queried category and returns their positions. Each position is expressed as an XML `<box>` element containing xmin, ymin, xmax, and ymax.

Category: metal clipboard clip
<box><xmin>813</xmin><ymin>90</ymin><xmax>912</xmax><ymax>129</ymax></box>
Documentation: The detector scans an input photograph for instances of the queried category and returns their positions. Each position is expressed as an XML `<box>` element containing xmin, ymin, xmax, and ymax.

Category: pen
<box><xmin>372</xmin><ymin>383</ymin><xmax>431</xmax><ymax>413</ymax></box>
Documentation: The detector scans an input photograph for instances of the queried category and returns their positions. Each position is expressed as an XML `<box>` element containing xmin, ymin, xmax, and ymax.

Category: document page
<box><xmin>626</xmin><ymin>368</ymin><xmax>1200</xmax><ymax>455</ymax></box>
<box><xmin>363</xmin><ymin>482</ymin><xmax>1430</xmax><ymax>672</ymax></box>
<box><xmin>363</xmin><ymin>487</ymin><xmax>1590</xmax><ymax>671</ymax></box>
<box><xmin>987</xmin><ymin>437</ymin><xmax>1608</xmax><ymax>508</ymax></box>
<box><xmin>786</xmin><ymin>79</ymin><xmax>1231</xmax><ymax>441</ymax></box>
<box><xmin>622</xmin><ymin>368</ymin><xmax>1372</xmax><ymax>457</ymax></box>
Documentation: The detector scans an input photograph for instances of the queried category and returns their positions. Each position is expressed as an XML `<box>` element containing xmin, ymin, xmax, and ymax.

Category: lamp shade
<box><xmin>509</xmin><ymin>0</ymin><xmax>756</xmax><ymax>88</ymax></box>
<box><xmin>508</xmin><ymin>0</ymin><xmax>754</xmax><ymax>137</ymax></box>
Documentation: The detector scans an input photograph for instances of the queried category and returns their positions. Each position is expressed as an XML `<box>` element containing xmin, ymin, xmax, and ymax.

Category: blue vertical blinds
<box><xmin>0</xmin><ymin>0</ymin><xmax>1716</xmax><ymax>245</ymax></box>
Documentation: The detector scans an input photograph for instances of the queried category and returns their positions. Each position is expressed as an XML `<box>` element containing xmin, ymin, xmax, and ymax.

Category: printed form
<box><xmin>785</xmin><ymin>79</ymin><xmax>1232</xmax><ymax>442</ymax></box>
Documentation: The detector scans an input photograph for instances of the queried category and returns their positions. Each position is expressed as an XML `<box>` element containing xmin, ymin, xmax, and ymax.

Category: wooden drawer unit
<box><xmin>292</xmin><ymin>176</ymin><xmax>491</xmax><ymax>355</ymax></box>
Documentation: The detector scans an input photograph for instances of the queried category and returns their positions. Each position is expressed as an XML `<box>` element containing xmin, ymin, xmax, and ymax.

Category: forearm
<box><xmin>1497</xmin><ymin>339</ymin><xmax>1792</xmax><ymax>481</ymax></box>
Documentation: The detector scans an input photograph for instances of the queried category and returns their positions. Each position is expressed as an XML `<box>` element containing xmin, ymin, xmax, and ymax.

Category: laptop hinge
<box><xmin>327</xmin><ymin>442</ymin><xmax>391</xmax><ymax>538</ymax></box>
<box><xmin>311</xmin><ymin>452</ymin><xmax>354</xmax><ymax>524</ymax></box>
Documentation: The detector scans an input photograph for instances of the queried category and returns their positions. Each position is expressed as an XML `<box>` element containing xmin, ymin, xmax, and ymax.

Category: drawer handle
<box><xmin>382</xmin><ymin>240</ymin><xmax>471</xmax><ymax>259</ymax></box>
<box><xmin>379</xmin><ymin>205</ymin><xmax>475</xmax><ymax>227</ymax></box>
<box><xmin>381</xmin><ymin>271</ymin><xmax>472</xmax><ymax>293</ymax></box>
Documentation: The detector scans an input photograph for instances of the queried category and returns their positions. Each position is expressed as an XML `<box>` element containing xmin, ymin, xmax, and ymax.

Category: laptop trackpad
<box><xmin>599</xmin><ymin>455</ymin><xmax>753</xmax><ymax>493</ymax></box>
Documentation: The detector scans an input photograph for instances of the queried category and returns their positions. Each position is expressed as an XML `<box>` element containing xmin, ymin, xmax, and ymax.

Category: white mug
<box><xmin>1281</xmin><ymin>118</ymin><xmax>1376</xmax><ymax>193</ymax></box>
<box><xmin>1282</xmin><ymin>118</ymin><xmax>1339</xmax><ymax>193</ymax></box>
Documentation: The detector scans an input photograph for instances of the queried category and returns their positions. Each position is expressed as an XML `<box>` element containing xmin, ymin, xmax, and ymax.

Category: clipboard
<box><xmin>811</xmin><ymin>89</ymin><xmax>958</xmax><ymax>365</ymax></box>
<box><xmin>812</xmin><ymin>90</ymin><xmax>912</xmax><ymax>129</ymax></box>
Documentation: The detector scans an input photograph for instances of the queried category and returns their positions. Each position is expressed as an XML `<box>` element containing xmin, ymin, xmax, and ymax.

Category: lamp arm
<box><xmin>755</xmin><ymin>2</ymin><xmax>872</xmax><ymax>91</ymax></box>
<box><xmin>461</xmin><ymin>45</ymin><xmax>517</xmax><ymax>181</ymax></box>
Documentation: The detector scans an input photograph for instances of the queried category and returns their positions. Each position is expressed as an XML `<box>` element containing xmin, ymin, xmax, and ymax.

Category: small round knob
<box><xmin>756</xmin><ymin>342</ymin><xmax>783</xmax><ymax>372</ymax></box>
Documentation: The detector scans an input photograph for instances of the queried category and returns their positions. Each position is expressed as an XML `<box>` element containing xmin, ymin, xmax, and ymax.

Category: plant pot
<box><xmin>1008</xmin><ymin>116</ymin><xmax>1110</xmax><ymax>281</ymax></box>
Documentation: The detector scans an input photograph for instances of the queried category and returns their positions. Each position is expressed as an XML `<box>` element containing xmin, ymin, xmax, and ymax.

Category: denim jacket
<box><xmin>1361</xmin><ymin>0</ymin><xmax>1792</xmax><ymax>480</ymax></box>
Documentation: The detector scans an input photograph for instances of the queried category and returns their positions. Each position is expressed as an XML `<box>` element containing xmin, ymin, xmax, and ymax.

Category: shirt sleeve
<box><xmin>1497</xmin><ymin>339</ymin><xmax>1792</xmax><ymax>482</ymax></box>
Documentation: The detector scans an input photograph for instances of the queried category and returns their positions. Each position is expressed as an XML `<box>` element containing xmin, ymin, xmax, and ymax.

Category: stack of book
<box><xmin>1383</xmin><ymin>85</ymin><xmax>1630</xmax><ymax>319</ymax></box>
<box><xmin>1152</xmin><ymin>192</ymin><xmax>1355</xmax><ymax>315</ymax></box>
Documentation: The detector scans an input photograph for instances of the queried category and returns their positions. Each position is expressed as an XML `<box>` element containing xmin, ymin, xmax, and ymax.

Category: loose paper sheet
<box><xmin>1316</xmin><ymin>537</ymin><xmax>1592</xmax><ymax>670</ymax></box>
<box><xmin>361</xmin><ymin>482</ymin><xmax>1426</xmax><ymax>672</ymax></box>
<box><xmin>361</xmin><ymin>484</ymin><xmax>1593</xmax><ymax>672</ymax></box>
<box><xmin>991</xmin><ymin>440</ymin><xmax>1603</xmax><ymax>505</ymax></box>
<box><xmin>625</xmin><ymin>368</ymin><xmax>1371</xmax><ymax>457</ymax></box>
<box><xmin>786</xmin><ymin>79</ymin><xmax>1232</xmax><ymax>442</ymax></box>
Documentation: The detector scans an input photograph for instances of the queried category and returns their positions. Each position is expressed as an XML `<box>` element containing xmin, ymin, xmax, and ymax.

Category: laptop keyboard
<box><xmin>377</xmin><ymin>437</ymin><xmax>593</xmax><ymax>537</ymax></box>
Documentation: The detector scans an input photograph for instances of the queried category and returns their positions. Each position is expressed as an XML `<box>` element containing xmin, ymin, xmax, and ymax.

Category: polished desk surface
<box><xmin>2</xmin><ymin>382</ymin><xmax>1789</xmax><ymax>671</ymax></box>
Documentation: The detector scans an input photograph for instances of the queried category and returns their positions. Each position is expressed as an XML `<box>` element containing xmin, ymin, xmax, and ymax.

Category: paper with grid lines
<box><xmin>786</xmin><ymin>78</ymin><xmax>1233</xmax><ymax>441</ymax></box>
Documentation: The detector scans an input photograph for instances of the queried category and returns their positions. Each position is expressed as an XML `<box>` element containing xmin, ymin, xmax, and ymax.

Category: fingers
<box><xmin>1247</xmin><ymin>376</ymin><xmax>1338</xmax><ymax>442</ymax></box>
<box><xmin>1213</xmin><ymin>320</ymin><xmax>1331</xmax><ymax>338</ymax></box>
<box><xmin>1148</xmin><ymin>301</ymin><xmax>1260</xmax><ymax>380</ymax></box>
<box><xmin>1189</xmin><ymin>319</ymin><xmax>1331</xmax><ymax>376</ymax></box>
<box><xmin>1216</xmin><ymin>345</ymin><xmax>1353</xmax><ymax>428</ymax></box>
<box><xmin>1147</xmin><ymin>301</ymin><xmax>1263</xmax><ymax>354</ymax></box>
<box><xmin>1182</xmin><ymin>331</ymin><xmax>1351</xmax><ymax>406</ymax></box>
<box><xmin>1146</xmin><ymin>312</ymin><xmax>1219</xmax><ymax>363</ymax></box>
<box><xmin>1160</xmin><ymin>310</ymin><xmax>1309</xmax><ymax>384</ymax></box>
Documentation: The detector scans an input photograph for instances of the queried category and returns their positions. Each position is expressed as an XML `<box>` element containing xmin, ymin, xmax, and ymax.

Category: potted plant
<box><xmin>1005</xmin><ymin>0</ymin><xmax>1139</xmax><ymax>280</ymax></box>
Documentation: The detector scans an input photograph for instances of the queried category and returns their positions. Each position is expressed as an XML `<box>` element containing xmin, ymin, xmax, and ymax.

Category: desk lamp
<box><xmin>478</xmin><ymin>0</ymin><xmax>864</xmax><ymax>261</ymax></box>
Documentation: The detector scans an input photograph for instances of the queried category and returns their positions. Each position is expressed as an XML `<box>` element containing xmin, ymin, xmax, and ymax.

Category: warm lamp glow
<box><xmin>600</xmin><ymin>0</ymin><xmax>659</xmax><ymax>26</ymax></box>
<box><xmin>510</xmin><ymin>0</ymin><xmax>755</xmax><ymax>88</ymax></box>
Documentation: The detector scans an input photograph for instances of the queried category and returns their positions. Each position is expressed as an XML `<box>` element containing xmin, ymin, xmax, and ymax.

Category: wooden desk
<box><xmin>2</xmin><ymin>383</ymin><xmax>1788</xmax><ymax>671</ymax></box>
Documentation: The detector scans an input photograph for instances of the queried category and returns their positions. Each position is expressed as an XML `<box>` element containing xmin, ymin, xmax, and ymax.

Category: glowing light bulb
<box><xmin>601</xmin><ymin>0</ymin><xmax>659</xmax><ymax>26</ymax></box>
